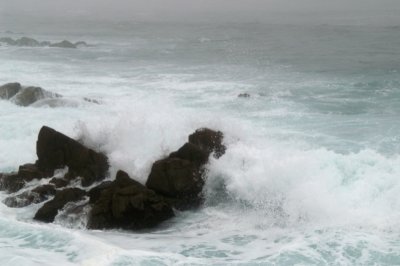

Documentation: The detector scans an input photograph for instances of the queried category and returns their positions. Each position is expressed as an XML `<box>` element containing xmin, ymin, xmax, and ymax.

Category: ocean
<box><xmin>1</xmin><ymin>19</ymin><xmax>400</xmax><ymax>265</ymax></box>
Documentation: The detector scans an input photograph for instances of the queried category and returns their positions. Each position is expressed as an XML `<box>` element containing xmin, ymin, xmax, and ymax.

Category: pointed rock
<box><xmin>36</xmin><ymin>126</ymin><xmax>109</xmax><ymax>186</ymax></box>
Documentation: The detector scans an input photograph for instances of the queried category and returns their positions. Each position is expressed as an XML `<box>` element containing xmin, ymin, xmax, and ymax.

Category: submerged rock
<box><xmin>34</xmin><ymin>188</ymin><xmax>86</xmax><ymax>223</ymax></box>
<box><xmin>36</xmin><ymin>126</ymin><xmax>109</xmax><ymax>186</ymax></box>
<box><xmin>88</xmin><ymin>170</ymin><xmax>174</xmax><ymax>230</ymax></box>
<box><xmin>3</xmin><ymin>184</ymin><xmax>56</xmax><ymax>208</ymax></box>
<box><xmin>0</xmin><ymin>82</ymin><xmax>22</xmax><ymax>100</ymax></box>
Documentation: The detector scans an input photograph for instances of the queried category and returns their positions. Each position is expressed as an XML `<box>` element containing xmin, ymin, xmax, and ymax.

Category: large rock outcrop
<box><xmin>87</xmin><ymin>170</ymin><xmax>174</xmax><ymax>230</ymax></box>
<box><xmin>0</xmin><ymin>126</ymin><xmax>109</xmax><ymax>194</ymax></box>
<box><xmin>36</xmin><ymin>126</ymin><xmax>109</xmax><ymax>186</ymax></box>
<box><xmin>0</xmin><ymin>125</ymin><xmax>226</xmax><ymax>231</ymax></box>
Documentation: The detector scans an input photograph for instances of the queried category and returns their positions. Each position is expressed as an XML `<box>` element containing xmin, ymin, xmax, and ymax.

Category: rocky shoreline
<box><xmin>0</xmin><ymin>125</ymin><xmax>226</xmax><ymax>231</ymax></box>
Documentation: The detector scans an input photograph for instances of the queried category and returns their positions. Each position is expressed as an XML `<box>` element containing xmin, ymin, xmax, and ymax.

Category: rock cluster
<box><xmin>0</xmin><ymin>126</ymin><xmax>226</xmax><ymax>231</ymax></box>
<box><xmin>0</xmin><ymin>82</ymin><xmax>100</xmax><ymax>107</ymax></box>
<box><xmin>0</xmin><ymin>83</ymin><xmax>61</xmax><ymax>106</ymax></box>
<box><xmin>0</xmin><ymin>37</ymin><xmax>88</xmax><ymax>49</ymax></box>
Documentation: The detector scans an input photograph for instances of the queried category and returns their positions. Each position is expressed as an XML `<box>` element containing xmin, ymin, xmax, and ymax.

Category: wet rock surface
<box><xmin>147</xmin><ymin>128</ymin><xmax>226</xmax><ymax>210</ymax></box>
<box><xmin>4</xmin><ymin>184</ymin><xmax>56</xmax><ymax>208</ymax></box>
<box><xmin>34</xmin><ymin>188</ymin><xmax>87</xmax><ymax>223</ymax></box>
<box><xmin>36</xmin><ymin>126</ymin><xmax>109</xmax><ymax>186</ymax></box>
<box><xmin>88</xmin><ymin>171</ymin><xmax>174</xmax><ymax>230</ymax></box>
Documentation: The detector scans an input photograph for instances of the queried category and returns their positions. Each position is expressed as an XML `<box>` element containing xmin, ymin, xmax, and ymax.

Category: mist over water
<box><xmin>1</xmin><ymin>1</ymin><xmax>400</xmax><ymax>265</ymax></box>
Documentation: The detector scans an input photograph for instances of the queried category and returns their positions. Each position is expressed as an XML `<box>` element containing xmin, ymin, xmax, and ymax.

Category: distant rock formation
<box><xmin>49</xmin><ymin>40</ymin><xmax>77</xmax><ymax>49</ymax></box>
<box><xmin>0</xmin><ymin>82</ymin><xmax>100</xmax><ymax>107</ymax></box>
<box><xmin>238</xmin><ymin>93</ymin><xmax>251</xmax><ymax>98</ymax></box>
<box><xmin>0</xmin><ymin>82</ymin><xmax>61</xmax><ymax>106</ymax></box>
<box><xmin>0</xmin><ymin>125</ymin><xmax>226</xmax><ymax>231</ymax></box>
<box><xmin>0</xmin><ymin>37</ymin><xmax>89</xmax><ymax>49</ymax></box>
<box><xmin>0</xmin><ymin>82</ymin><xmax>21</xmax><ymax>99</ymax></box>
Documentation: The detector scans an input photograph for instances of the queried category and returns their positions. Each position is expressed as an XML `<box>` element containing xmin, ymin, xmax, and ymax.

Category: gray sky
<box><xmin>1</xmin><ymin>0</ymin><xmax>400</xmax><ymax>24</ymax></box>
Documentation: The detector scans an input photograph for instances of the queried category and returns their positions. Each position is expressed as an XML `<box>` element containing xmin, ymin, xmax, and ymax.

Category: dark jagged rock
<box><xmin>3</xmin><ymin>184</ymin><xmax>56</xmax><ymax>208</ymax></box>
<box><xmin>238</xmin><ymin>93</ymin><xmax>250</xmax><ymax>98</ymax></box>
<box><xmin>17</xmin><ymin>163</ymin><xmax>43</xmax><ymax>182</ymax></box>
<box><xmin>146</xmin><ymin>158</ymin><xmax>204</xmax><ymax>209</ymax></box>
<box><xmin>88</xmin><ymin>170</ymin><xmax>174</xmax><ymax>230</ymax></box>
<box><xmin>12</xmin><ymin>86</ymin><xmax>62</xmax><ymax>107</ymax></box>
<box><xmin>0</xmin><ymin>173</ymin><xmax>25</xmax><ymax>193</ymax></box>
<box><xmin>0</xmin><ymin>82</ymin><xmax>22</xmax><ymax>99</ymax></box>
<box><xmin>146</xmin><ymin>128</ymin><xmax>225</xmax><ymax>210</ymax></box>
<box><xmin>88</xmin><ymin>180</ymin><xmax>112</xmax><ymax>204</ymax></box>
<box><xmin>1</xmin><ymin>125</ymin><xmax>225</xmax><ymax>231</ymax></box>
<box><xmin>34</xmin><ymin>188</ymin><xmax>86</xmax><ymax>223</ymax></box>
<box><xmin>36</xmin><ymin>126</ymin><xmax>109</xmax><ymax>186</ymax></box>
<box><xmin>169</xmin><ymin>142</ymin><xmax>209</xmax><ymax>166</ymax></box>
<box><xmin>49</xmin><ymin>177</ymin><xmax>69</xmax><ymax>188</ymax></box>
<box><xmin>50</xmin><ymin>40</ymin><xmax>76</xmax><ymax>49</ymax></box>
<box><xmin>0</xmin><ymin>164</ymin><xmax>45</xmax><ymax>193</ymax></box>
<box><xmin>188</xmin><ymin>128</ymin><xmax>226</xmax><ymax>158</ymax></box>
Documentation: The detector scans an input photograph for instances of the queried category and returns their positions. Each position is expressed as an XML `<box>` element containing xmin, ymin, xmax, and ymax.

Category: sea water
<box><xmin>0</xmin><ymin>20</ymin><xmax>400</xmax><ymax>265</ymax></box>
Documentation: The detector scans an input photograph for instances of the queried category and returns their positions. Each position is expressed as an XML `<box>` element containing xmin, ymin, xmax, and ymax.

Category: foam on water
<box><xmin>1</xmin><ymin>21</ymin><xmax>400</xmax><ymax>265</ymax></box>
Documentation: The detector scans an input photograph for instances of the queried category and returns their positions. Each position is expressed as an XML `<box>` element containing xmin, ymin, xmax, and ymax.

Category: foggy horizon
<box><xmin>2</xmin><ymin>0</ymin><xmax>400</xmax><ymax>25</ymax></box>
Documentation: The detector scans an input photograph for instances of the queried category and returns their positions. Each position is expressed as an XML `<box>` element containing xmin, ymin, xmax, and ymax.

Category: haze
<box><xmin>1</xmin><ymin>0</ymin><xmax>400</xmax><ymax>25</ymax></box>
